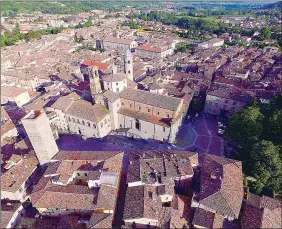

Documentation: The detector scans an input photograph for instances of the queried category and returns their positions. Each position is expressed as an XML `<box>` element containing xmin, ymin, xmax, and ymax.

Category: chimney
<box><xmin>112</xmin><ymin>65</ymin><xmax>117</xmax><ymax>75</ymax></box>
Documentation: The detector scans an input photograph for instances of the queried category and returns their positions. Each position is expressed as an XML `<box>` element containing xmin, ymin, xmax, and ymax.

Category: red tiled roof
<box><xmin>82</xmin><ymin>60</ymin><xmax>110</xmax><ymax>70</ymax></box>
<box><xmin>136</xmin><ymin>44</ymin><xmax>164</xmax><ymax>53</ymax></box>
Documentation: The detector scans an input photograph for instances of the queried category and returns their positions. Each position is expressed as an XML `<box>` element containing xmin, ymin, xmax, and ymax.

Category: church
<box><xmin>48</xmin><ymin>49</ymin><xmax>189</xmax><ymax>143</ymax></box>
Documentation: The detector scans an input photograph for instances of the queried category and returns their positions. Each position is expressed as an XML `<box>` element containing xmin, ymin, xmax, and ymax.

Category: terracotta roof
<box><xmin>196</xmin><ymin>154</ymin><xmax>244</xmax><ymax>219</ymax></box>
<box><xmin>89</xmin><ymin>213</ymin><xmax>113</xmax><ymax>229</ymax></box>
<box><xmin>118</xmin><ymin>107</ymin><xmax>171</xmax><ymax>127</ymax></box>
<box><xmin>17</xmin><ymin>217</ymin><xmax>60</xmax><ymax>229</ymax></box>
<box><xmin>57</xmin><ymin>215</ymin><xmax>84</xmax><ymax>229</ymax></box>
<box><xmin>31</xmin><ymin>151</ymin><xmax>123</xmax><ymax>211</ymax></box>
<box><xmin>65</xmin><ymin>100</ymin><xmax>109</xmax><ymax>123</ymax></box>
<box><xmin>1</xmin><ymin>154</ymin><xmax>39</xmax><ymax>193</ymax></box>
<box><xmin>127</xmin><ymin>150</ymin><xmax>197</xmax><ymax>183</ymax></box>
<box><xmin>192</xmin><ymin>208</ymin><xmax>224</xmax><ymax>229</ymax></box>
<box><xmin>103</xmin><ymin>36</ymin><xmax>134</xmax><ymax>45</ymax></box>
<box><xmin>50</xmin><ymin>94</ymin><xmax>75</xmax><ymax>112</ymax></box>
<box><xmin>1</xmin><ymin>120</ymin><xmax>17</xmax><ymax>136</ymax></box>
<box><xmin>207</xmin><ymin>83</ymin><xmax>255</xmax><ymax>103</ymax></box>
<box><xmin>33</xmin><ymin>185</ymin><xmax>97</xmax><ymax>209</ymax></box>
<box><xmin>241</xmin><ymin>194</ymin><xmax>282</xmax><ymax>228</ymax></box>
<box><xmin>82</xmin><ymin>60</ymin><xmax>110</xmax><ymax>71</ymax></box>
<box><xmin>127</xmin><ymin>79</ymin><xmax>138</xmax><ymax>89</ymax></box>
<box><xmin>52</xmin><ymin>151</ymin><xmax>122</xmax><ymax>161</ymax></box>
<box><xmin>103</xmin><ymin>90</ymin><xmax>120</xmax><ymax>103</ymax></box>
<box><xmin>136</xmin><ymin>44</ymin><xmax>164</xmax><ymax>53</ymax></box>
<box><xmin>103</xmin><ymin>73</ymin><xmax>127</xmax><ymax>82</ymax></box>
<box><xmin>124</xmin><ymin>184</ymin><xmax>167</xmax><ymax>222</ymax></box>
<box><xmin>1</xmin><ymin>86</ymin><xmax>27</xmax><ymax>98</ymax></box>
<box><xmin>119</xmin><ymin>87</ymin><xmax>182</xmax><ymax>111</ymax></box>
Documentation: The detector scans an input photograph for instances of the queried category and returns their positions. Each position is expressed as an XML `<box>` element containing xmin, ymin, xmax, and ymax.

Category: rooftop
<box><xmin>119</xmin><ymin>88</ymin><xmax>182</xmax><ymax>111</ymax></box>
<box><xmin>196</xmin><ymin>154</ymin><xmax>244</xmax><ymax>219</ymax></box>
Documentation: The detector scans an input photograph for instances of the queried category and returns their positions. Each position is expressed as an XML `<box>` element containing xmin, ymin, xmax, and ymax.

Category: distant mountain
<box><xmin>263</xmin><ymin>1</ymin><xmax>282</xmax><ymax>9</ymax></box>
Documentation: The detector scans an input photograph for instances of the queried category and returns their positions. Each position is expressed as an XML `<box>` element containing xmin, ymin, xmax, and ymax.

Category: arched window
<box><xmin>128</xmin><ymin>60</ymin><xmax>130</xmax><ymax>64</ymax></box>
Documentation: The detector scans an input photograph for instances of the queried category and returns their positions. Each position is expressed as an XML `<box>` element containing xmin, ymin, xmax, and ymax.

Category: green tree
<box><xmin>249</xmin><ymin>140</ymin><xmax>282</xmax><ymax>194</ymax></box>
<box><xmin>226</xmin><ymin>106</ymin><xmax>264</xmax><ymax>150</ymax></box>
<box><xmin>260</xmin><ymin>27</ymin><xmax>271</xmax><ymax>40</ymax></box>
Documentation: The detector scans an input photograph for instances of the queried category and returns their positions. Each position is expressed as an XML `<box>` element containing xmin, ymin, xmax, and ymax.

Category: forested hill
<box><xmin>263</xmin><ymin>1</ymin><xmax>282</xmax><ymax>9</ymax></box>
<box><xmin>1</xmin><ymin>1</ymin><xmax>147</xmax><ymax>16</ymax></box>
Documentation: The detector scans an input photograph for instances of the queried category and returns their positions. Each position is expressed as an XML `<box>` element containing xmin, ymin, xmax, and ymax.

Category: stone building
<box><xmin>204</xmin><ymin>83</ymin><xmax>255</xmax><ymax>117</ymax></box>
<box><xmin>21</xmin><ymin>111</ymin><xmax>59</xmax><ymax>165</ymax></box>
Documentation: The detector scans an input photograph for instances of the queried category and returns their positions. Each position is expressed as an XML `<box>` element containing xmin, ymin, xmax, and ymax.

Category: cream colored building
<box><xmin>1</xmin><ymin>86</ymin><xmax>32</xmax><ymax>107</ymax></box>
<box><xmin>103</xmin><ymin>87</ymin><xmax>189</xmax><ymax>143</ymax></box>
<box><xmin>102</xmin><ymin>36</ymin><xmax>138</xmax><ymax>51</ymax></box>
<box><xmin>48</xmin><ymin>94</ymin><xmax>112</xmax><ymax>139</ymax></box>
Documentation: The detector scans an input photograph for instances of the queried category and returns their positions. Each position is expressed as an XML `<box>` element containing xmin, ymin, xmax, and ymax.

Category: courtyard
<box><xmin>173</xmin><ymin>113</ymin><xmax>224</xmax><ymax>157</ymax></box>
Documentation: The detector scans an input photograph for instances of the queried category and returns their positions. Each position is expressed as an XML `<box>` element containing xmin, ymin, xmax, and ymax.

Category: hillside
<box><xmin>1</xmin><ymin>1</ymin><xmax>147</xmax><ymax>15</ymax></box>
<box><xmin>264</xmin><ymin>1</ymin><xmax>282</xmax><ymax>9</ymax></box>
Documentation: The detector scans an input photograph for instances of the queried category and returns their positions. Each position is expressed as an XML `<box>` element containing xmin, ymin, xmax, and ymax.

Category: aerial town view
<box><xmin>1</xmin><ymin>0</ymin><xmax>281</xmax><ymax>228</ymax></box>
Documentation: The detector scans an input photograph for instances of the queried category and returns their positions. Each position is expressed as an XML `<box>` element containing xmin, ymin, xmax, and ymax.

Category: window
<box><xmin>139</xmin><ymin>106</ymin><xmax>141</xmax><ymax>111</ymax></box>
<box><xmin>121</xmin><ymin>102</ymin><xmax>124</xmax><ymax>106</ymax></box>
<box><xmin>130</xmin><ymin>104</ymin><xmax>132</xmax><ymax>108</ymax></box>
<box><xmin>128</xmin><ymin>60</ymin><xmax>130</xmax><ymax>64</ymax></box>
<box><xmin>72</xmin><ymin>118</ymin><xmax>75</xmax><ymax>122</ymax></box>
<box><xmin>135</xmin><ymin>119</ymin><xmax>141</xmax><ymax>130</ymax></box>
<box><xmin>77</xmin><ymin>120</ymin><xmax>80</xmax><ymax>124</ymax></box>
<box><xmin>77</xmin><ymin>173</ymin><xmax>80</xmax><ymax>176</ymax></box>
<box><xmin>120</xmin><ymin>124</ymin><xmax>122</xmax><ymax>128</ymax></box>
<box><xmin>87</xmin><ymin>122</ymin><xmax>90</xmax><ymax>127</ymax></box>
<box><xmin>166</xmin><ymin>113</ymin><xmax>170</xmax><ymax>118</ymax></box>
<box><xmin>157</xmin><ymin>111</ymin><xmax>160</xmax><ymax>115</ymax></box>
<box><xmin>148</xmin><ymin>191</ymin><xmax>153</xmax><ymax>199</ymax></box>
<box><xmin>68</xmin><ymin>117</ymin><xmax>71</xmax><ymax>121</ymax></box>
<box><xmin>85</xmin><ymin>173</ymin><xmax>87</xmax><ymax>176</ymax></box>
<box><xmin>148</xmin><ymin>108</ymin><xmax>150</xmax><ymax>113</ymax></box>
<box><xmin>93</xmin><ymin>123</ymin><xmax>96</xmax><ymax>128</ymax></box>
<box><xmin>116</xmin><ymin>82</ymin><xmax>118</xmax><ymax>86</ymax></box>
<box><xmin>128</xmin><ymin>70</ymin><xmax>130</xmax><ymax>74</ymax></box>
<box><xmin>163</xmin><ymin>127</ymin><xmax>166</xmax><ymax>132</ymax></box>
<box><xmin>82</xmin><ymin>120</ymin><xmax>85</xmax><ymax>125</ymax></box>
<box><xmin>116</xmin><ymin>88</ymin><xmax>119</xmax><ymax>92</ymax></box>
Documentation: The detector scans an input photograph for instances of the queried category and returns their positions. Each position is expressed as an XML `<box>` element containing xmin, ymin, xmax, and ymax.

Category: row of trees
<box><xmin>226</xmin><ymin>95</ymin><xmax>282</xmax><ymax>196</ymax></box>
<box><xmin>1</xmin><ymin>23</ymin><xmax>64</xmax><ymax>47</ymax></box>
<box><xmin>130</xmin><ymin>11</ymin><xmax>257</xmax><ymax>37</ymax></box>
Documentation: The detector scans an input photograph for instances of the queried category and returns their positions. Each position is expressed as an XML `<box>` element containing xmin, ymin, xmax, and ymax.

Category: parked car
<box><xmin>218</xmin><ymin>129</ymin><xmax>225</xmax><ymax>136</ymax></box>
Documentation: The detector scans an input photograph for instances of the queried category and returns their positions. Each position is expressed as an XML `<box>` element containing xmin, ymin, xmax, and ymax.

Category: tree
<box><xmin>249</xmin><ymin>140</ymin><xmax>282</xmax><ymax>194</ymax></box>
<box><xmin>259</xmin><ymin>27</ymin><xmax>271</xmax><ymax>40</ymax></box>
<box><xmin>226</xmin><ymin>106</ymin><xmax>264</xmax><ymax>150</ymax></box>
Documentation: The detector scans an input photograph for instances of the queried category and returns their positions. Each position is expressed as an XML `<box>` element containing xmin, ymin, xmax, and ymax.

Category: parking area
<box><xmin>174</xmin><ymin>113</ymin><xmax>223</xmax><ymax>157</ymax></box>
